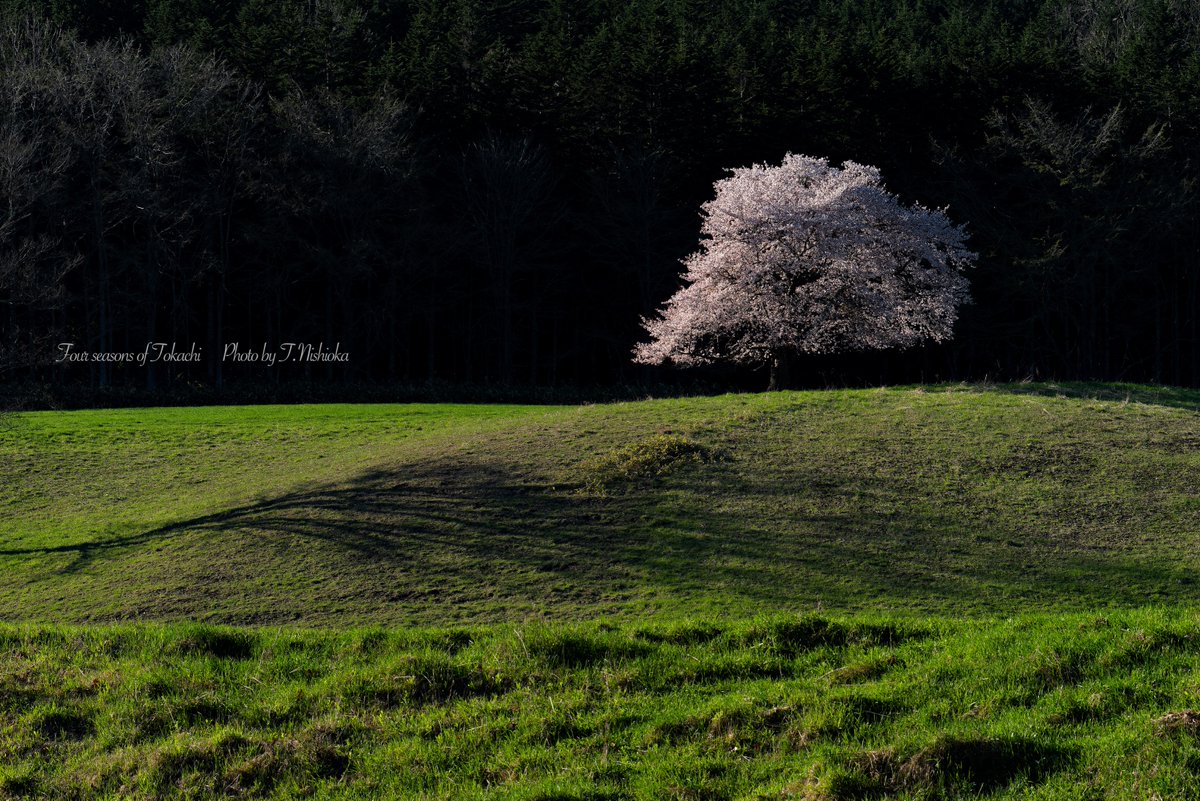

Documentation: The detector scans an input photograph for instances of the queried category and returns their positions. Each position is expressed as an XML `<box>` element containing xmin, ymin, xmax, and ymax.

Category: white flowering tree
<box><xmin>633</xmin><ymin>154</ymin><xmax>976</xmax><ymax>389</ymax></box>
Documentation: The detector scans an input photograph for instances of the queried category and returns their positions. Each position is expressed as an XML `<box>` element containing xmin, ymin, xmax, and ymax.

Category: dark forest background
<box><xmin>1</xmin><ymin>0</ymin><xmax>1198</xmax><ymax>399</ymax></box>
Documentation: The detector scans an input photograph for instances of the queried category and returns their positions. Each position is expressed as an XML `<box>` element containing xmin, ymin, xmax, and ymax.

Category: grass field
<box><xmin>3</xmin><ymin>383</ymin><xmax>1200</xmax><ymax>623</ymax></box>
<box><xmin>6</xmin><ymin>612</ymin><xmax>1200</xmax><ymax>799</ymax></box>
<box><xmin>3</xmin><ymin>383</ymin><xmax>1200</xmax><ymax>798</ymax></box>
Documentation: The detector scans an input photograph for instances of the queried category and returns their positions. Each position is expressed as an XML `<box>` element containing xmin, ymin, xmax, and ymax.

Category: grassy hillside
<box><xmin>5</xmin><ymin>383</ymin><xmax>1200</xmax><ymax>799</ymax></box>
<box><xmin>3</xmin><ymin>383</ymin><xmax>1200</xmax><ymax>624</ymax></box>
<box><xmin>6</xmin><ymin>610</ymin><xmax>1200</xmax><ymax>800</ymax></box>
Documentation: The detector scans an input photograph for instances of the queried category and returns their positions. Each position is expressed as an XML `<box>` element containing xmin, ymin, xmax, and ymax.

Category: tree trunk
<box><xmin>768</xmin><ymin>351</ymin><xmax>792</xmax><ymax>391</ymax></box>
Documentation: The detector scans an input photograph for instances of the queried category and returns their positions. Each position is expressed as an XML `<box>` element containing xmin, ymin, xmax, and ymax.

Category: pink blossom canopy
<box><xmin>634</xmin><ymin>154</ymin><xmax>975</xmax><ymax>368</ymax></box>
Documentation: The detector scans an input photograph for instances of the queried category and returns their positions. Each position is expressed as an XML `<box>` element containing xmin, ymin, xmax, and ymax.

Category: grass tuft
<box><xmin>1154</xmin><ymin>710</ymin><xmax>1200</xmax><ymax>736</ymax></box>
<box><xmin>825</xmin><ymin>736</ymin><xmax>1071</xmax><ymax>799</ymax></box>
<box><xmin>0</xmin><ymin>769</ymin><xmax>38</xmax><ymax>798</ymax></box>
<box><xmin>897</xmin><ymin>735</ymin><xmax>1070</xmax><ymax>793</ymax></box>
<box><xmin>524</xmin><ymin>629</ymin><xmax>650</xmax><ymax>668</ymax></box>
<box><xmin>173</xmin><ymin>626</ymin><xmax>256</xmax><ymax>660</ymax></box>
<box><xmin>32</xmin><ymin>706</ymin><xmax>94</xmax><ymax>740</ymax></box>
<box><xmin>343</xmin><ymin>653</ymin><xmax>505</xmax><ymax>707</ymax></box>
<box><xmin>579</xmin><ymin>433</ymin><xmax>714</xmax><ymax>493</ymax></box>
<box><xmin>742</xmin><ymin>617</ymin><xmax>919</xmax><ymax>656</ymax></box>
<box><xmin>634</xmin><ymin>621</ymin><xmax>725</xmax><ymax>645</ymax></box>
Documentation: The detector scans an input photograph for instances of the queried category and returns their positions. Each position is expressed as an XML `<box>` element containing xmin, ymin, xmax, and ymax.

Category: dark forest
<box><xmin>1</xmin><ymin>0</ymin><xmax>1197</xmax><ymax>396</ymax></box>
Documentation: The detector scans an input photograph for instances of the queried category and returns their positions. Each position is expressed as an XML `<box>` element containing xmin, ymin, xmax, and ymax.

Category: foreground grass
<box><xmin>3</xmin><ymin>383</ymin><xmax>1200</xmax><ymax>623</ymax></box>
<box><xmin>5</xmin><ymin>610</ymin><xmax>1200</xmax><ymax>799</ymax></box>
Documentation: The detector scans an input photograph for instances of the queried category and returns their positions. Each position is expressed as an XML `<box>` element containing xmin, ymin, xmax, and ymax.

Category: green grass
<box><xmin>3</xmin><ymin>383</ymin><xmax>1199</xmax><ymax>623</ymax></box>
<box><xmin>5</xmin><ymin>610</ymin><xmax>1200</xmax><ymax>799</ymax></box>
<box><xmin>4</xmin><ymin>382</ymin><xmax>1200</xmax><ymax>798</ymax></box>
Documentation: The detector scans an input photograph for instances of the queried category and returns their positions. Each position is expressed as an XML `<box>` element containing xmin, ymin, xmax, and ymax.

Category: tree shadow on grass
<box><xmin>1</xmin><ymin>455</ymin><xmax>672</xmax><ymax>620</ymax></box>
<box><xmin>961</xmin><ymin>381</ymin><xmax>1200</xmax><ymax>412</ymax></box>
<box><xmin>3</xmin><ymin>459</ymin><xmax>610</xmax><ymax>567</ymax></box>
<box><xmin>654</xmin><ymin>465</ymin><xmax>1200</xmax><ymax>614</ymax></box>
<box><xmin>3</xmin><ymin>449</ymin><xmax>1198</xmax><ymax>622</ymax></box>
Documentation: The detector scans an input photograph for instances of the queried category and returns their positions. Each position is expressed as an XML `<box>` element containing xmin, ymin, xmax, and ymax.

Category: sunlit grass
<box><xmin>4</xmin><ymin>610</ymin><xmax>1200</xmax><ymax>799</ymax></box>
<box><xmin>2</xmin><ymin>384</ymin><xmax>1199</xmax><ymax>623</ymax></box>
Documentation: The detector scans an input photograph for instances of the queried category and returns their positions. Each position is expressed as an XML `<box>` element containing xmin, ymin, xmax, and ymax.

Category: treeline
<box><xmin>1</xmin><ymin>0</ymin><xmax>1198</xmax><ymax>390</ymax></box>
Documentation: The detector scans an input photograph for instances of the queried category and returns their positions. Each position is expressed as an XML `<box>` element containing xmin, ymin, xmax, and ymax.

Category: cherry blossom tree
<box><xmin>633</xmin><ymin>154</ymin><xmax>976</xmax><ymax>389</ymax></box>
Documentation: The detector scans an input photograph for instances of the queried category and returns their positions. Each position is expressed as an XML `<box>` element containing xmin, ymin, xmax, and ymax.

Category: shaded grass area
<box><xmin>5</xmin><ymin>610</ymin><xmax>1200</xmax><ymax>799</ymax></box>
<box><xmin>2</xmin><ymin>385</ymin><xmax>1200</xmax><ymax>623</ymax></box>
<box><xmin>987</xmin><ymin>380</ymin><xmax>1200</xmax><ymax>412</ymax></box>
